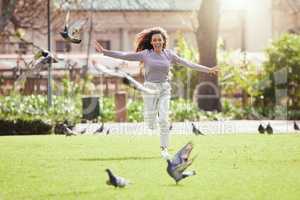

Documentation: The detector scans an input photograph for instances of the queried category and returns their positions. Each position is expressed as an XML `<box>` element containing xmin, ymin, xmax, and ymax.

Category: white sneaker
<box><xmin>161</xmin><ymin>149</ymin><xmax>171</xmax><ymax>160</ymax></box>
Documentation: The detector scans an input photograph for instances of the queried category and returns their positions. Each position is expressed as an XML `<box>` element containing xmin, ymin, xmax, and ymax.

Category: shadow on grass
<box><xmin>162</xmin><ymin>183</ymin><xmax>185</xmax><ymax>187</ymax></box>
<box><xmin>79</xmin><ymin>156</ymin><xmax>160</xmax><ymax>162</ymax></box>
<box><xmin>39</xmin><ymin>189</ymin><xmax>97</xmax><ymax>199</ymax></box>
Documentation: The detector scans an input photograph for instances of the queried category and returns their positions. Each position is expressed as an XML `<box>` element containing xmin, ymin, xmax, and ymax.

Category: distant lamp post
<box><xmin>47</xmin><ymin>0</ymin><xmax>52</xmax><ymax>107</ymax></box>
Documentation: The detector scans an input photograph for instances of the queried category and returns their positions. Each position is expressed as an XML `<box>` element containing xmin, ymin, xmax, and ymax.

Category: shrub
<box><xmin>260</xmin><ymin>33</ymin><xmax>300</xmax><ymax>119</ymax></box>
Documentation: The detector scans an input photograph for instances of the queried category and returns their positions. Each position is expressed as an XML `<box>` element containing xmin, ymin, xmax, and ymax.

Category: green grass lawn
<box><xmin>0</xmin><ymin>134</ymin><xmax>300</xmax><ymax>200</ymax></box>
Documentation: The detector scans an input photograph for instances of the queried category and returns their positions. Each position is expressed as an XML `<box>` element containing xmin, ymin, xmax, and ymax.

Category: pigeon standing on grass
<box><xmin>79</xmin><ymin>127</ymin><xmax>87</xmax><ymax>134</ymax></box>
<box><xmin>266</xmin><ymin>123</ymin><xmax>273</xmax><ymax>135</ymax></box>
<box><xmin>258</xmin><ymin>124</ymin><xmax>265</xmax><ymax>134</ymax></box>
<box><xmin>94</xmin><ymin>121</ymin><xmax>104</xmax><ymax>134</ymax></box>
<box><xmin>191</xmin><ymin>123</ymin><xmax>205</xmax><ymax>136</ymax></box>
<box><xmin>294</xmin><ymin>121</ymin><xmax>300</xmax><ymax>131</ymax></box>
<box><xmin>169</xmin><ymin>123</ymin><xmax>173</xmax><ymax>131</ymax></box>
<box><xmin>105</xmin><ymin>169</ymin><xmax>130</xmax><ymax>188</ymax></box>
<box><xmin>62</xmin><ymin>124</ymin><xmax>77</xmax><ymax>136</ymax></box>
<box><xmin>166</xmin><ymin>142</ymin><xmax>197</xmax><ymax>183</ymax></box>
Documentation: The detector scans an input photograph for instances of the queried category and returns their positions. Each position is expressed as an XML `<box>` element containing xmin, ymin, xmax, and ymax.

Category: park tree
<box><xmin>0</xmin><ymin>0</ymin><xmax>48</xmax><ymax>34</ymax></box>
<box><xmin>0</xmin><ymin>0</ymin><xmax>83</xmax><ymax>37</ymax></box>
<box><xmin>194</xmin><ymin>0</ymin><xmax>221</xmax><ymax>111</ymax></box>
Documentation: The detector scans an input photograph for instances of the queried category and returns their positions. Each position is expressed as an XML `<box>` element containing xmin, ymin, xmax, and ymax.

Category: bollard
<box><xmin>115</xmin><ymin>91</ymin><xmax>127</xmax><ymax>122</ymax></box>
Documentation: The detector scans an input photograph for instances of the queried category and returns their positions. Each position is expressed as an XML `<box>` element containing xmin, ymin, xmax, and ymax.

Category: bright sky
<box><xmin>221</xmin><ymin>0</ymin><xmax>249</xmax><ymax>10</ymax></box>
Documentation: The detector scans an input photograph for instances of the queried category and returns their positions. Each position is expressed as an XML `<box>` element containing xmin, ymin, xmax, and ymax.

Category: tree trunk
<box><xmin>0</xmin><ymin>0</ymin><xmax>17</xmax><ymax>33</ymax></box>
<box><xmin>194</xmin><ymin>0</ymin><xmax>221</xmax><ymax>111</ymax></box>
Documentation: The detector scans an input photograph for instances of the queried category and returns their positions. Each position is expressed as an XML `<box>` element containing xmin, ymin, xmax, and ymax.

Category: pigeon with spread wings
<box><xmin>60</xmin><ymin>11</ymin><xmax>87</xmax><ymax>44</ymax></box>
<box><xmin>92</xmin><ymin>61</ymin><xmax>159</xmax><ymax>95</ymax></box>
<box><xmin>166</xmin><ymin>142</ymin><xmax>197</xmax><ymax>183</ymax></box>
<box><xmin>15</xmin><ymin>49</ymin><xmax>58</xmax><ymax>84</ymax></box>
<box><xmin>14</xmin><ymin>29</ymin><xmax>58</xmax><ymax>84</ymax></box>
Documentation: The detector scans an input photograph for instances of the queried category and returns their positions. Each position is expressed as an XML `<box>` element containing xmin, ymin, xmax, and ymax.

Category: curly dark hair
<box><xmin>135</xmin><ymin>27</ymin><xmax>168</xmax><ymax>52</ymax></box>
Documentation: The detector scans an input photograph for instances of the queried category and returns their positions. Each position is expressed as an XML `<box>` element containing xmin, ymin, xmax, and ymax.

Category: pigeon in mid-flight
<box><xmin>91</xmin><ymin>61</ymin><xmax>159</xmax><ymax>95</ymax></box>
<box><xmin>15</xmin><ymin>30</ymin><xmax>58</xmax><ymax>85</ymax></box>
<box><xmin>191</xmin><ymin>123</ymin><xmax>205</xmax><ymax>136</ymax></box>
<box><xmin>105</xmin><ymin>169</ymin><xmax>130</xmax><ymax>188</ymax></box>
<box><xmin>14</xmin><ymin>29</ymin><xmax>58</xmax><ymax>65</ymax></box>
<box><xmin>13</xmin><ymin>29</ymin><xmax>59</xmax><ymax>86</ymax></box>
<box><xmin>60</xmin><ymin>11</ymin><xmax>87</xmax><ymax>44</ymax></box>
<box><xmin>166</xmin><ymin>142</ymin><xmax>197</xmax><ymax>183</ymax></box>
<box><xmin>35</xmin><ymin>49</ymin><xmax>58</xmax><ymax>62</ymax></box>
<box><xmin>16</xmin><ymin>49</ymin><xmax>58</xmax><ymax>83</ymax></box>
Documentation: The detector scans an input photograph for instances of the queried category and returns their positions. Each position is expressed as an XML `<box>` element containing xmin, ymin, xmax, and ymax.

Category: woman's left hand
<box><xmin>208</xmin><ymin>66</ymin><xmax>219</xmax><ymax>76</ymax></box>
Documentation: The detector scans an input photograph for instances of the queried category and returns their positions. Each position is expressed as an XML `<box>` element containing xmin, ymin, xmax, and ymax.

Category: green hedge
<box><xmin>0</xmin><ymin>119</ymin><xmax>52</xmax><ymax>135</ymax></box>
<box><xmin>0</xmin><ymin>94</ymin><xmax>232</xmax><ymax>125</ymax></box>
<box><xmin>259</xmin><ymin>33</ymin><xmax>300</xmax><ymax>119</ymax></box>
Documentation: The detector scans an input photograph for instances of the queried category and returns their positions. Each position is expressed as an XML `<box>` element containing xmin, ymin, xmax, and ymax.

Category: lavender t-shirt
<box><xmin>103</xmin><ymin>49</ymin><xmax>210</xmax><ymax>83</ymax></box>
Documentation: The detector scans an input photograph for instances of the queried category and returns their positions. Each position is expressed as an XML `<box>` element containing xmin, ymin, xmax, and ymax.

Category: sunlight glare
<box><xmin>222</xmin><ymin>0</ymin><xmax>249</xmax><ymax>10</ymax></box>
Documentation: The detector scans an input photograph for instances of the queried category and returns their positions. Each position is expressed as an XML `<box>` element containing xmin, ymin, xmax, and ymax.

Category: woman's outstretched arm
<box><xmin>95</xmin><ymin>41</ymin><xmax>144</xmax><ymax>61</ymax></box>
<box><xmin>170</xmin><ymin>50</ymin><xmax>219</xmax><ymax>76</ymax></box>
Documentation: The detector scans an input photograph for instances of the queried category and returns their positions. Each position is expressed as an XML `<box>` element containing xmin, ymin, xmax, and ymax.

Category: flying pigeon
<box><xmin>105</xmin><ymin>169</ymin><xmax>130</xmax><ymax>188</ymax></box>
<box><xmin>16</xmin><ymin>49</ymin><xmax>58</xmax><ymax>83</ymax></box>
<box><xmin>266</xmin><ymin>123</ymin><xmax>273</xmax><ymax>134</ymax></box>
<box><xmin>191</xmin><ymin>123</ymin><xmax>205</xmax><ymax>136</ymax></box>
<box><xmin>60</xmin><ymin>11</ymin><xmax>87</xmax><ymax>44</ymax></box>
<box><xmin>14</xmin><ymin>29</ymin><xmax>58</xmax><ymax>64</ymax></box>
<box><xmin>13</xmin><ymin>30</ymin><xmax>58</xmax><ymax>85</ymax></box>
<box><xmin>258</xmin><ymin>124</ymin><xmax>265</xmax><ymax>134</ymax></box>
<box><xmin>34</xmin><ymin>49</ymin><xmax>59</xmax><ymax>63</ymax></box>
<box><xmin>122</xmin><ymin>76</ymin><xmax>139</xmax><ymax>90</ymax></box>
<box><xmin>12</xmin><ymin>30</ymin><xmax>59</xmax><ymax>86</ymax></box>
<box><xmin>119</xmin><ymin>70</ymin><xmax>159</xmax><ymax>94</ymax></box>
<box><xmin>62</xmin><ymin>124</ymin><xmax>77</xmax><ymax>136</ymax></box>
<box><xmin>92</xmin><ymin>61</ymin><xmax>159</xmax><ymax>95</ymax></box>
<box><xmin>166</xmin><ymin>142</ymin><xmax>197</xmax><ymax>183</ymax></box>
<box><xmin>294</xmin><ymin>121</ymin><xmax>300</xmax><ymax>131</ymax></box>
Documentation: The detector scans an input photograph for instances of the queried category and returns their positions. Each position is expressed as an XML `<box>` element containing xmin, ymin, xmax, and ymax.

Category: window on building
<box><xmin>96</xmin><ymin>40</ymin><xmax>111</xmax><ymax>50</ymax></box>
<box><xmin>17</xmin><ymin>42</ymin><xmax>28</xmax><ymax>54</ymax></box>
<box><xmin>55</xmin><ymin>40</ymin><xmax>71</xmax><ymax>53</ymax></box>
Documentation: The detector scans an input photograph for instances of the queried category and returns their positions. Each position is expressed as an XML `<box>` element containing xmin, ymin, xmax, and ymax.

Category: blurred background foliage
<box><xmin>1</xmin><ymin>33</ymin><xmax>300</xmax><ymax>128</ymax></box>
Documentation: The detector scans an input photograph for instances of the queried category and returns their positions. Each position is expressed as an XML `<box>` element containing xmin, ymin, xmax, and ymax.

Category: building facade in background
<box><xmin>1</xmin><ymin>0</ymin><xmax>300</xmax><ymax>55</ymax></box>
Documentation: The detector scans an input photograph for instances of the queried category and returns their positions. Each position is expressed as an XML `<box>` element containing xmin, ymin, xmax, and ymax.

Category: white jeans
<box><xmin>143</xmin><ymin>81</ymin><xmax>171</xmax><ymax>148</ymax></box>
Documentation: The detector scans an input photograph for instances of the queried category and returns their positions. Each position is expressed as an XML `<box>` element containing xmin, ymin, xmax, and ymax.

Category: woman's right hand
<box><xmin>95</xmin><ymin>41</ymin><xmax>105</xmax><ymax>53</ymax></box>
<box><xmin>208</xmin><ymin>66</ymin><xmax>219</xmax><ymax>76</ymax></box>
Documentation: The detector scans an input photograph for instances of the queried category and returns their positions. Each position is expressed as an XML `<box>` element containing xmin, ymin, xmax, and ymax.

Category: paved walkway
<box><xmin>72</xmin><ymin>120</ymin><xmax>298</xmax><ymax>135</ymax></box>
